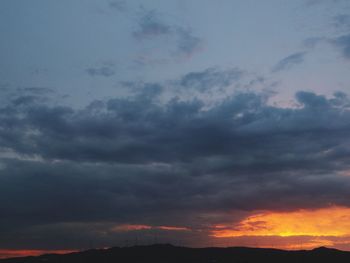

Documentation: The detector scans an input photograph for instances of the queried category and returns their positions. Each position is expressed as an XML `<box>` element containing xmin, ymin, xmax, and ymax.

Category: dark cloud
<box><xmin>86</xmin><ymin>66</ymin><xmax>115</xmax><ymax>77</ymax></box>
<box><xmin>0</xmin><ymin>86</ymin><xmax>53</xmax><ymax>108</ymax></box>
<box><xmin>2</xmin><ymin>89</ymin><xmax>350</xmax><ymax>169</ymax></box>
<box><xmin>272</xmin><ymin>52</ymin><xmax>306</xmax><ymax>72</ymax></box>
<box><xmin>1</xmin><ymin>87</ymin><xmax>350</xmax><ymax>249</ymax></box>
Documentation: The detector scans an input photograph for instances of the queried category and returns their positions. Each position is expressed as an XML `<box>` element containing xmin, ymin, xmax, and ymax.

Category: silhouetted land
<box><xmin>1</xmin><ymin>244</ymin><xmax>350</xmax><ymax>263</ymax></box>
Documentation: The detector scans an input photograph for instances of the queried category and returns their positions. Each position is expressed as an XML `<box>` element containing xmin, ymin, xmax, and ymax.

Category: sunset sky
<box><xmin>1</xmin><ymin>0</ymin><xmax>350</xmax><ymax>258</ymax></box>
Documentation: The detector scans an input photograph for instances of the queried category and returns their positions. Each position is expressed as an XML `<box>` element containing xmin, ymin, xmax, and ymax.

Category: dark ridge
<box><xmin>312</xmin><ymin>246</ymin><xmax>340</xmax><ymax>252</ymax></box>
<box><xmin>1</xmin><ymin>245</ymin><xmax>350</xmax><ymax>263</ymax></box>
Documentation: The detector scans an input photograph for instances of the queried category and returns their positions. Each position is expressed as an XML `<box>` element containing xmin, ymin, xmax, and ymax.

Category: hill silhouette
<box><xmin>1</xmin><ymin>244</ymin><xmax>350</xmax><ymax>263</ymax></box>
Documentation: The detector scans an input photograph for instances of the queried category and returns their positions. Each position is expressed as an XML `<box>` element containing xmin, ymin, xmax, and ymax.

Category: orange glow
<box><xmin>157</xmin><ymin>226</ymin><xmax>190</xmax><ymax>231</ymax></box>
<box><xmin>112</xmin><ymin>224</ymin><xmax>152</xmax><ymax>231</ymax></box>
<box><xmin>112</xmin><ymin>224</ymin><xmax>190</xmax><ymax>232</ymax></box>
<box><xmin>0</xmin><ymin>249</ymin><xmax>77</xmax><ymax>259</ymax></box>
<box><xmin>280</xmin><ymin>239</ymin><xmax>335</xmax><ymax>250</ymax></box>
<box><xmin>212</xmin><ymin>206</ymin><xmax>350</xmax><ymax>238</ymax></box>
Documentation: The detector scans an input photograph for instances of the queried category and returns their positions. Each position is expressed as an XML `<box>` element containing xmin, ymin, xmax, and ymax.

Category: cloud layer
<box><xmin>1</xmin><ymin>82</ymin><xmax>350</xmax><ymax>249</ymax></box>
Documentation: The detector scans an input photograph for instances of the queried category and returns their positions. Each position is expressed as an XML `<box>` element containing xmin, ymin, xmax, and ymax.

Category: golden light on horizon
<box><xmin>211</xmin><ymin>206</ymin><xmax>350</xmax><ymax>238</ymax></box>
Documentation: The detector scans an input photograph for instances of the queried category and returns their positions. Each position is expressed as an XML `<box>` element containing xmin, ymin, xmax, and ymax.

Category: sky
<box><xmin>1</xmin><ymin>0</ymin><xmax>350</xmax><ymax>258</ymax></box>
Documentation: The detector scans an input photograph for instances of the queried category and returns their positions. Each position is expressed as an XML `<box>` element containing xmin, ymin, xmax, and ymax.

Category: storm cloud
<box><xmin>1</xmin><ymin>85</ymin><xmax>350</xmax><ymax>249</ymax></box>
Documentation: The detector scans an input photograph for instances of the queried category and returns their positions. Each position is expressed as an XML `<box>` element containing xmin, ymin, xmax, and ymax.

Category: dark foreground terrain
<box><xmin>1</xmin><ymin>244</ymin><xmax>350</xmax><ymax>263</ymax></box>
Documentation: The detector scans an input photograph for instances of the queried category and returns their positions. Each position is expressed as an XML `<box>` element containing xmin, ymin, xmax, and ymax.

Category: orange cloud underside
<box><xmin>0</xmin><ymin>249</ymin><xmax>76</xmax><ymax>259</ymax></box>
<box><xmin>212</xmin><ymin>206</ymin><xmax>350</xmax><ymax>238</ymax></box>
<box><xmin>112</xmin><ymin>224</ymin><xmax>190</xmax><ymax>232</ymax></box>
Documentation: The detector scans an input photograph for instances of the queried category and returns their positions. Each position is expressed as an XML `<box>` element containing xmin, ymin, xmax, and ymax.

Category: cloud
<box><xmin>0</xmin><ymin>249</ymin><xmax>76</xmax><ymax>259</ymax></box>
<box><xmin>112</xmin><ymin>224</ymin><xmax>189</xmax><ymax>232</ymax></box>
<box><xmin>303</xmin><ymin>32</ymin><xmax>350</xmax><ymax>60</ymax></box>
<box><xmin>302</xmin><ymin>14</ymin><xmax>350</xmax><ymax>59</ymax></box>
<box><xmin>18</xmin><ymin>87</ymin><xmax>53</xmax><ymax>94</ymax></box>
<box><xmin>303</xmin><ymin>37</ymin><xmax>326</xmax><ymax>49</ymax></box>
<box><xmin>133</xmin><ymin>10</ymin><xmax>171</xmax><ymax>39</ymax></box>
<box><xmin>212</xmin><ymin>207</ymin><xmax>350</xmax><ymax>237</ymax></box>
<box><xmin>175</xmin><ymin>27</ymin><xmax>203</xmax><ymax>57</ymax></box>
<box><xmin>86</xmin><ymin>66</ymin><xmax>115</xmax><ymax>77</ymax></box>
<box><xmin>109</xmin><ymin>1</ymin><xmax>127</xmax><ymax>12</ymax></box>
<box><xmin>272</xmin><ymin>52</ymin><xmax>306</xmax><ymax>72</ymax></box>
<box><xmin>333</xmin><ymin>14</ymin><xmax>350</xmax><ymax>30</ymax></box>
<box><xmin>132</xmin><ymin>9</ymin><xmax>203</xmax><ymax>58</ymax></box>
<box><xmin>1</xmin><ymin>86</ymin><xmax>350</xmax><ymax>249</ymax></box>
<box><xmin>305</xmin><ymin>0</ymin><xmax>347</xmax><ymax>7</ymax></box>
<box><xmin>332</xmin><ymin>34</ymin><xmax>350</xmax><ymax>59</ymax></box>
<box><xmin>179</xmin><ymin>68</ymin><xmax>243</xmax><ymax>92</ymax></box>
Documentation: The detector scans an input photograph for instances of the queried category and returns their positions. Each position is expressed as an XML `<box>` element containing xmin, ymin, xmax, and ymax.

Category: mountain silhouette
<box><xmin>1</xmin><ymin>244</ymin><xmax>350</xmax><ymax>263</ymax></box>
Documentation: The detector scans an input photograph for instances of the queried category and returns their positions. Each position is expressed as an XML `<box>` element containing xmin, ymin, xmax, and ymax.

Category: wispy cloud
<box><xmin>86</xmin><ymin>63</ymin><xmax>116</xmax><ymax>77</ymax></box>
<box><xmin>109</xmin><ymin>1</ymin><xmax>127</xmax><ymax>12</ymax></box>
<box><xmin>175</xmin><ymin>27</ymin><xmax>203</xmax><ymax>57</ymax></box>
<box><xmin>133</xmin><ymin>9</ymin><xmax>203</xmax><ymax>58</ymax></box>
<box><xmin>333</xmin><ymin>14</ymin><xmax>350</xmax><ymax>30</ymax></box>
<box><xmin>179</xmin><ymin>67</ymin><xmax>243</xmax><ymax>92</ymax></box>
<box><xmin>133</xmin><ymin>10</ymin><xmax>171</xmax><ymax>39</ymax></box>
<box><xmin>272</xmin><ymin>52</ymin><xmax>306</xmax><ymax>72</ymax></box>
